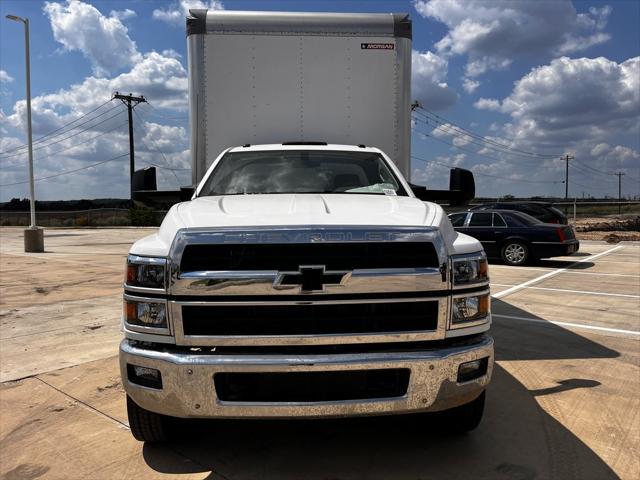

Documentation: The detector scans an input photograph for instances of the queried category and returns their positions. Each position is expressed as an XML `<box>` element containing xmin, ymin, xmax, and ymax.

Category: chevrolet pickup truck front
<box><xmin>121</xmin><ymin>221</ymin><xmax>493</xmax><ymax>442</ymax></box>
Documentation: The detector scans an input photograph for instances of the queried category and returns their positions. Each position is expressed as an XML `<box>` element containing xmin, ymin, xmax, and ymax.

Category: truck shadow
<box><xmin>141</xmin><ymin>300</ymin><xmax>619</xmax><ymax>479</ymax></box>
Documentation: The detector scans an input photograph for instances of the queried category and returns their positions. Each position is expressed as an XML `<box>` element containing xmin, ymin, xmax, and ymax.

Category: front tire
<box><xmin>447</xmin><ymin>391</ymin><xmax>486</xmax><ymax>433</ymax></box>
<box><xmin>501</xmin><ymin>241</ymin><xmax>529</xmax><ymax>266</ymax></box>
<box><xmin>127</xmin><ymin>395</ymin><xmax>169</xmax><ymax>442</ymax></box>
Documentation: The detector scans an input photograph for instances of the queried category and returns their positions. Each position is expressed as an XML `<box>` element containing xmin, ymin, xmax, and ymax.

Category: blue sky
<box><xmin>1</xmin><ymin>0</ymin><xmax>638</xmax><ymax>201</ymax></box>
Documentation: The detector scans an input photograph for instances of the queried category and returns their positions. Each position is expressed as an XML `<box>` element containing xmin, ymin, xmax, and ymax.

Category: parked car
<box><xmin>469</xmin><ymin>201</ymin><xmax>568</xmax><ymax>224</ymax></box>
<box><xmin>448</xmin><ymin>210</ymin><xmax>579</xmax><ymax>266</ymax></box>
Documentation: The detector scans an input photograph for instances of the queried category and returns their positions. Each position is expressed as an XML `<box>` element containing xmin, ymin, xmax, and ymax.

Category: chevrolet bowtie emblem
<box><xmin>274</xmin><ymin>265</ymin><xmax>349</xmax><ymax>293</ymax></box>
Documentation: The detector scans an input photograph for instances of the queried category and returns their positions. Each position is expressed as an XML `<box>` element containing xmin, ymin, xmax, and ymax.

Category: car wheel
<box><xmin>127</xmin><ymin>395</ymin><xmax>170</xmax><ymax>442</ymax></box>
<box><xmin>501</xmin><ymin>241</ymin><xmax>529</xmax><ymax>266</ymax></box>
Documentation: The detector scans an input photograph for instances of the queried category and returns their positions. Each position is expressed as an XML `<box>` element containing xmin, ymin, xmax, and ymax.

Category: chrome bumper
<box><xmin>120</xmin><ymin>336</ymin><xmax>493</xmax><ymax>419</ymax></box>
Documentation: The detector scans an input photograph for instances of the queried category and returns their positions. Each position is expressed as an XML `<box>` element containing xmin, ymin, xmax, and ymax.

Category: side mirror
<box><xmin>409</xmin><ymin>168</ymin><xmax>475</xmax><ymax>206</ymax></box>
<box><xmin>449</xmin><ymin>168</ymin><xmax>475</xmax><ymax>207</ymax></box>
<box><xmin>180</xmin><ymin>186</ymin><xmax>195</xmax><ymax>201</ymax></box>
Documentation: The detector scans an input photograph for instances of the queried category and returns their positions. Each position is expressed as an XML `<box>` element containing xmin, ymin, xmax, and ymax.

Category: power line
<box><xmin>0</xmin><ymin>107</ymin><xmax>126</xmax><ymax>160</ymax></box>
<box><xmin>569</xmin><ymin>179</ymin><xmax>612</xmax><ymax>191</ymax></box>
<box><xmin>3</xmin><ymin>120</ymin><xmax>127</xmax><ymax>165</ymax></box>
<box><xmin>570</xmin><ymin>162</ymin><xmax>617</xmax><ymax>183</ymax></box>
<box><xmin>131</xmin><ymin>109</ymin><xmax>189</xmax><ymax>186</ymax></box>
<box><xmin>413</xmin><ymin>127</ymin><xmax>545</xmax><ymax>168</ymax></box>
<box><xmin>573</xmin><ymin>158</ymin><xmax>615</xmax><ymax>176</ymax></box>
<box><xmin>411</xmin><ymin>155</ymin><xmax>563</xmax><ymax>184</ymax></box>
<box><xmin>132</xmin><ymin>109</ymin><xmax>188</xmax><ymax>171</ymax></box>
<box><xmin>414</xmin><ymin>107</ymin><xmax>560</xmax><ymax>158</ymax></box>
<box><xmin>0</xmin><ymin>100</ymin><xmax>116</xmax><ymax>155</ymax></box>
<box><xmin>139</xmin><ymin>103</ymin><xmax>188</xmax><ymax>121</ymax></box>
<box><xmin>413</xmin><ymin>114</ymin><xmax>548</xmax><ymax>163</ymax></box>
<box><xmin>0</xmin><ymin>153</ymin><xmax>128</xmax><ymax>187</ymax></box>
<box><xmin>412</xmin><ymin>106</ymin><xmax>561</xmax><ymax>159</ymax></box>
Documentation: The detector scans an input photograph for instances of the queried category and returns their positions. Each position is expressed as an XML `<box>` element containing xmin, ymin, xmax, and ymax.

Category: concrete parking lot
<box><xmin>0</xmin><ymin>227</ymin><xmax>638</xmax><ymax>480</ymax></box>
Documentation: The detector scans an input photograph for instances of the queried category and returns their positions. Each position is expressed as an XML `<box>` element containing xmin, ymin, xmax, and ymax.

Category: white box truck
<box><xmin>120</xmin><ymin>10</ymin><xmax>493</xmax><ymax>442</ymax></box>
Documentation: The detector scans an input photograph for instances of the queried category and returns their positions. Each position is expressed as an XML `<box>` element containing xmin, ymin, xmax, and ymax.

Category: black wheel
<box><xmin>501</xmin><ymin>241</ymin><xmax>529</xmax><ymax>266</ymax></box>
<box><xmin>127</xmin><ymin>395</ymin><xmax>169</xmax><ymax>442</ymax></box>
<box><xmin>447</xmin><ymin>391</ymin><xmax>485</xmax><ymax>433</ymax></box>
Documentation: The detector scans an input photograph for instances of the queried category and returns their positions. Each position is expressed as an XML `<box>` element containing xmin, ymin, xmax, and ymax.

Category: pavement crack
<box><xmin>34</xmin><ymin>376</ymin><xmax>130</xmax><ymax>430</ymax></box>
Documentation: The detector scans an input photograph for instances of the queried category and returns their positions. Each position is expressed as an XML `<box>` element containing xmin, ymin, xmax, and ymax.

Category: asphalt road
<box><xmin>0</xmin><ymin>228</ymin><xmax>638</xmax><ymax>480</ymax></box>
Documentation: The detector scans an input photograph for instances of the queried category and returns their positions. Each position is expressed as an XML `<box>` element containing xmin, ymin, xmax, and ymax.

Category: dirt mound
<box><xmin>574</xmin><ymin>215</ymin><xmax>639</xmax><ymax>233</ymax></box>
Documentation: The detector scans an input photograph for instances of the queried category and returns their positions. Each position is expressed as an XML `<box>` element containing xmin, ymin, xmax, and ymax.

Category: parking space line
<box><xmin>493</xmin><ymin>313</ymin><xmax>640</xmax><ymax>338</ymax></box>
<box><xmin>493</xmin><ymin>245</ymin><xmax>625</xmax><ymax>299</ymax></box>
<box><xmin>589</xmin><ymin>260</ymin><xmax>640</xmax><ymax>265</ymax></box>
<box><xmin>491</xmin><ymin>284</ymin><xmax>640</xmax><ymax>298</ymax></box>
<box><xmin>490</xmin><ymin>266</ymin><xmax>639</xmax><ymax>278</ymax></box>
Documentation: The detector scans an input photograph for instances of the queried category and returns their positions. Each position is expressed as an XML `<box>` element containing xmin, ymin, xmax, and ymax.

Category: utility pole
<box><xmin>563</xmin><ymin>154</ymin><xmax>574</xmax><ymax>200</ymax></box>
<box><xmin>113</xmin><ymin>92</ymin><xmax>147</xmax><ymax>199</ymax></box>
<box><xmin>615</xmin><ymin>172</ymin><xmax>625</xmax><ymax>214</ymax></box>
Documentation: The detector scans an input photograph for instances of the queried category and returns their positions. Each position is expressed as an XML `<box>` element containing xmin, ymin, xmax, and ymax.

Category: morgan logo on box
<box><xmin>361</xmin><ymin>43</ymin><xmax>395</xmax><ymax>50</ymax></box>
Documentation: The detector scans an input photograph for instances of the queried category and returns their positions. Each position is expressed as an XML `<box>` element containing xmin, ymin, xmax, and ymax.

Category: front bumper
<box><xmin>120</xmin><ymin>335</ymin><xmax>494</xmax><ymax>419</ymax></box>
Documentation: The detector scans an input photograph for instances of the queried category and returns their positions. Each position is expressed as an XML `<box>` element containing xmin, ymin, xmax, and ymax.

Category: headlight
<box><xmin>124</xmin><ymin>298</ymin><xmax>168</xmax><ymax>330</ymax></box>
<box><xmin>452</xmin><ymin>253</ymin><xmax>488</xmax><ymax>286</ymax></box>
<box><xmin>125</xmin><ymin>255</ymin><xmax>166</xmax><ymax>290</ymax></box>
<box><xmin>451</xmin><ymin>294</ymin><xmax>490</xmax><ymax>326</ymax></box>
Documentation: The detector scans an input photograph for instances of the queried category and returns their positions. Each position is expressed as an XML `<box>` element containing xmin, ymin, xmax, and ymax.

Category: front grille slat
<box><xmin>181</xmin><ymin>301</ymin><xmax>439</xmax><ymax>336</ymax></box>
<box><xmin>180</xmin><ymin>242</ymin><xmax>439</xmax><ymax>272</ymax></box>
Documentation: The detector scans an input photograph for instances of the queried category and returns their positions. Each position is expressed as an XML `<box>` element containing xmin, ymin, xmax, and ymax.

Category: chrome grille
<box><xmin>167</xmin><ymin>226</ymin><xmax>449</xmax><ymax>346</ymax></box>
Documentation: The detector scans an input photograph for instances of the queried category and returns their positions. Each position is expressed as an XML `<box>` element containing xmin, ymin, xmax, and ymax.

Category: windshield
<box><xmin>198</xmin><ymin>150</ymin><xmax>408</xmax><ymax>196</ymax></box>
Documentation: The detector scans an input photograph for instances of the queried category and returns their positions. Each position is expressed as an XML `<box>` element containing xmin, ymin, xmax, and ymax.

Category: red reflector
<box><xmin>556</xmin><ymin>228</ymin><xmax>566</xmax><ymax>242</ymax></box>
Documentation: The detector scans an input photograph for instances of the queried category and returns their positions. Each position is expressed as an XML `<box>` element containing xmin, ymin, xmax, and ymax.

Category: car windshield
<box><xmin>198</xmin><ymin>150</ymin><xmax>408</xmax><ymax>196</ymax></box>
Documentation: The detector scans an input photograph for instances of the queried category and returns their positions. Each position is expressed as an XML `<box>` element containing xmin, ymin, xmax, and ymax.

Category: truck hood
<box><xmin>177</xmin><ymin>194</ymin><xmax>435</xmax><ymax>227</ymax></box>
<box><xmin>130</xmin><ymin>194</ymin><xmax>482</xmax><ymax>257</ymax></box>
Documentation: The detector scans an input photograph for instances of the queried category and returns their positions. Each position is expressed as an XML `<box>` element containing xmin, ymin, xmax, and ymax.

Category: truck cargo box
<box><xmin>186</xmin><ymin>10</ymin><xmax>412</xmax><ymax>183</ymax></box>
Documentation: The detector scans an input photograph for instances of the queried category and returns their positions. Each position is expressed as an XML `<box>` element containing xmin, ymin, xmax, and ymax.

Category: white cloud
<box><xmin>0</xmin><ymin>2</ymin><xmax>195</xmax><ymax>201</ymax></box>
<box><xmin>474</xmin><ymin>98</ymin><xmax>501</xmax><ymax>111</ymax></box>
<box><xmin>413</xmin><ymin>0</ymin><xmax>612</xmax><ymax>85</ymax></box>
<box><xmin>142</xmin><ymin>121</ymin><xmax>187</xmax><ymax>155</ymax></box>
<box><xmin>590</xmin><ymin>143</ymin><xmax>610</xmax><ymax>157</ymax></box>
<box><xmin>465</xmin><ymin>57</ymin><xmax>511</xmax><ymax>79</ymax></box>
<box><xmin>500</xmin><ymin>56</ymin><xmax>639</xmax><ymax>147</ymax></box>
<box><xmin>43</xmin><ymin>1</ymin><xmax>141</xmax><ymax>76</ymax></box>
<box><xmin>6</xmin><ymin>51</ymin><xmax>188</xmax><ymax>138</ymax></box>
<box><xmin>457</xmin><ymin>55</ymin><xmax>640</xmax><ymax>195</ymax></box>
<box><xmin>462</xmin><ymin>78</ymin><xmax>479</xmax><ymax>94</ymax></box>
<box><xmin>1</xmin><ymin>53</ymin><xmax>190</xmax><ymax>200</ymax></box>
<box><xmin>0</xmin><ymin>70</ymin><xmax>14</xmax><ymax>83</ymax></box>
<box><xmin>411</xmin><ymin>50</ymin><xmax>458</xmax><ymax>110</ymax></box>
<box><xmin>110</xmin><ymin>9</ymin><xmax>136</xmax><ymax>21</ymax></box>
<box><xmin>430</xmin><ymin>123</ymin><xmax>472</xmax><ymax>147</ymax></box>
<box><xmin>588</xmin><ymin>143</ymin><xmax>639</xmax><ymax>168</ymax></box>
<box><xmin>153</xmin><ymin>0</ymin><xmax>224</xmax><ymax>26</ymax></box>
<box><xmin>452</xmin><ymin>135</ymin><xmax>472</xmax><ymax>147</ymax></box>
